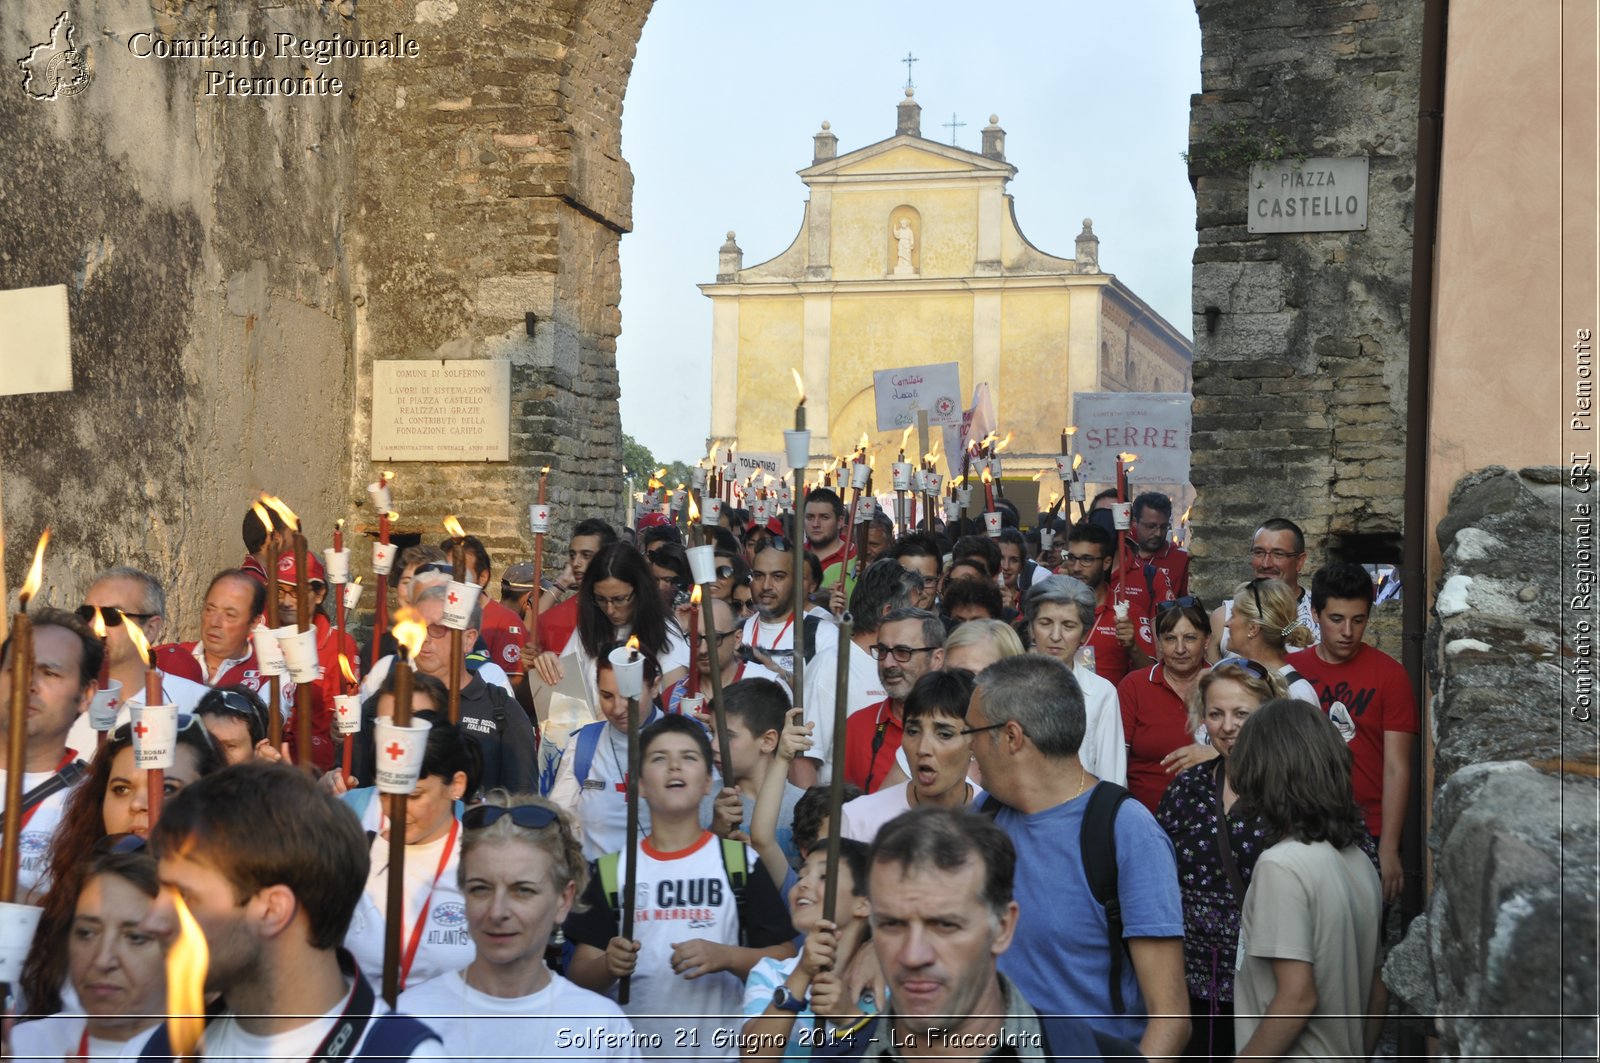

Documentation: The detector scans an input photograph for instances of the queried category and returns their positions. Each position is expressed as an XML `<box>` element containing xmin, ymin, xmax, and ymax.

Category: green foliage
<box><xmin>1183</xmin><ymin>119</ymin><xmax>1297</xmax><ymax>174</ymax></box>
<box><xmin>622</xmin><ymin>433</ymin><xmax>656</xmax><ymax>479</ymax></box>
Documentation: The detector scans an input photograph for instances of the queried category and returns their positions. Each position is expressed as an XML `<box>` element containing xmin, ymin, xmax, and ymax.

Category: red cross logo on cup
<box><xmin>133</xmin><ymin>721</ymin><xmax>149</xmax><ymax>739</ymax></box>
<box><xmin>447</xmin><ymin>591</ymin><xmax>459</xmax><ymax>605</ymax></box>
<box><xmin>385</xmin><ymin>742</ymin><xmax>405</xmax><ymax>761</ymax></box>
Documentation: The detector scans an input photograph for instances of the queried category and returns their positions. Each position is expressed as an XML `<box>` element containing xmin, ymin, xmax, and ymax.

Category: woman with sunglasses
<box><xmin>397</xmin><ymin>794</ymin><xmax>638</xmax><ymax>1061</ymax></box>
<box><xmin>9</xmin><ymin>847</ymin><xmax>169</xmax><ymax>1062</ymax></box>
<box><xmin>1118</xmin><ymin>598</ymin><xmax>1213</xmax><ymax>813</ymax></box>
<box><xmin>21</xmin><ymin>720</ymin><xmax>223</xmax><ymax>1015</ymax></box>
<box><xmin>1153</xmin><ymin>662</ymin><xmax>1287</xmax><ymax>1061</ymax></box>
<box><xmin>530</xmin><ymin>543</ymin><xmax>690</xmax><ymax>709</ymax></box>
<box><xmin>1221</xmin><ymin>578</ymin><xmax>1320</xmax><ymax>706</ymax></box>
<box><xmin>342</xmin><ymin>709</ymin><xmax>482</xmax><ymax>990</ymax></box>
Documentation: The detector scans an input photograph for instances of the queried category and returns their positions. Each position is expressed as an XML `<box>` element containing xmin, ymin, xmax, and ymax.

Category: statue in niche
<box><xmin>893</xmin><ymin>217</ymin><xmax>917</xmax><ymax>275</ymax></box>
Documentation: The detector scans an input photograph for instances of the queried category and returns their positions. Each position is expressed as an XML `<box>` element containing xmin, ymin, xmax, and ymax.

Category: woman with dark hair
<box><xmin>397</xmin><ymin>793</ymin><xmax>637</xmax><ymax>1057</ymax></box>
<box><xmin>530</xmin><ymin>542</ymin><xmax>690</xmax><ymax>707</ymax></box>
<box><xmin>341</xmin><ymin>709</ymin><xmax>483</xmax><ymax>990</ymax></box>
<box><xmin>647</xmin><ymin>543</ymin><xmax>693</xmax><ymax>614</ymax></box>
<box><xmin>1228</xmin><ymin>698</ymin><xmax>1383</xmax><ymax>1061</ymax></box>
<box><xmin>10</xmin><ymin>846</ymin><xmax>168</xmax><ymax>1060</ymax></box>
<box><xmin>1118</xmin><ymin>597</ymin><xmax>1212</xmax><ymax>812</ymax></box>
<box><xmin>1154</xmin><ymin>662</ymin><xmax>1287</xmax><ymax>1061</ymax></box>
<box><xmin>21</xmin><ymin>720</ymin><xmax>223</xmax><ymax>1015</ymax></box>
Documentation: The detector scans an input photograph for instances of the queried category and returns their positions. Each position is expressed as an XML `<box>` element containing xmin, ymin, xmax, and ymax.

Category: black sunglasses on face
<box><xmin>463</xmin><ymin>804</ymin><xmax>562</xmax><ymax>831</ymax></box>
<box><xmin>76</xmin><ymin>604</ymin><xmax>158</xmax><ymax>626</ymax></box>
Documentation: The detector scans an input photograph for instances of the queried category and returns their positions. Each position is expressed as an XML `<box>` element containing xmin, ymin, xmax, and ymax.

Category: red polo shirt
<box><xmin>478</xmin><ymin>597</ymin><xmax>527</xmax><ymax>678</ymax></box>
<box><xmin>532</xmin><ymin>596</ymin><xmax>578</xmax><ymax>657</ymax></box>
<box><xmin>843</xmin><ymin>698</ymin><xmax>902</xmax><ymax>793</ymax></box>
<box><xmin>1082</xmin><ymin>593</ymin><xmax>1155</xmax><ymax>685</ymax></box>
<box><xmin>1118</xmin><ymin>663</ymin><xmax>1206</xmax><ymax>813</ymax></box>
<box><xmin>1111</xmin><ymin>540</ymin><xmax>1189</xmax><ymax>606</ymax></box>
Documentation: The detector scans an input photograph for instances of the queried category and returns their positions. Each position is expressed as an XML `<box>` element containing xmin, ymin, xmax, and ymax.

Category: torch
<box><xmin>254</xmin><ymin>501</ymin><xmax>283</xmax><ymax>748</ymax></box>
<box><xmin>528</xmin><ymin>466</ymin><xmax>551</xmax><ymax>655</ymax></box>
<box><xmin>1</xmin><ymin>531</ymin><xmax>48</xmax><ymax>903</ymax></box>
<box><xmin>609</xmin><ymin>637</ymin><xmax>645</xmax><ymax>1005</ymax></box>
<box><xmin>337</xmin><ymin>652</ymin><xmax>359</xmax><ymax>781</ymax></box>
<box><xmin>264</xmin><ymin>495</ymin><xmax>312</xmax><ymax>773</ymax></box>
<box><xmin>89</xmin><ymin>608</ymin><xmax>111</xmax><ymax>754</ymax></box>
<box><xmin>369</xmin><ymin>472</ymin><xmax>395</xmax><ymax>667</ymax></box>
<box><xmin>382</xmin><ymin>609</ymin><xmax>427</xmax><ymax>1006</ymax></box>
<box><xmin>822</xmin><ymin>610</ymin><xmax>853</xmax><ymax>927</ymax></box>
<box><xmin>333</xmin><ymin>518</ymin><xmax>349</xmax><ymax>662</ymax></box>
<box><xmin>443</xmin><ymin>515</ymin><xmax>467</xmax><ymax>725</ymax></box>
<box><xmin>785</xmin><ymin>370</ymin><xmax>810</xmax><ymax>710</ymax></box>
<box><xmin>120</xmin><ymin>612</ymin><xmax>168</xmax><ymax>825</ymax></box>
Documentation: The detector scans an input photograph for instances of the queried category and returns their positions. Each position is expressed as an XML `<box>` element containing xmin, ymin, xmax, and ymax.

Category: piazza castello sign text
<box><xmin>1248</xmin><ymin>157</ymin><xmax>1369</xmax><ymax>234</ymax></box>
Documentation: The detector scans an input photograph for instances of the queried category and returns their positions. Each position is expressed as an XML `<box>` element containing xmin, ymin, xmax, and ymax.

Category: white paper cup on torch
<box><xmin>322</xmin><ymin>548</ymin><xmax>351</xmax><ymax>585</ymax></box>
<box><xmin>528</xmin><ymin>503</ymin><xmax>554</xmax><ymax>535</ymax></box>
<box><xmin>131</xmin><ymin>703</ymin><xmax>179</xmax><ymax>770</ymax></box>
<box><xmin>372</xmin><ymin>541</ymin><xmax>399</xmax><ymax>576</ymax></box>
<box><xmin>279</xmin><ymin>628</ymin><xmax>321</xmax><ymax>683</ymax></box>
<box><xmin>374</xmin><ymin>718</ymin><xmax>432</xmax><ymax>793</ymax></box>
<box><xmin>344</xmin><ymin>581</ymin><xmax>365</xmax><ymax>611</ymax></box>
<box><xmin>671</xmin><ymin>489</ymin><xmax>688</xmax><ymax>513</ymax></box>
<box><xmin>851</xmin><ymin>462</ymin><xmax>871</xmax><ymax>489</ymax></box>
<box><xmin>89</xmin><ymin>680</ymin><xmax>124</xmax><ymax>731</ymax></box>
<box><xmin>700</xmin><ymin>498</ymin><xmax>723</xmax><ymax>527</ymax></box>
<box><xmin>751</xmin><ymin>499</ymin><xmax>769</xmax><ymax>524</ymax></box>
<box><xmin>0</xmin><ymin>902</ymin><xmax>43</xmax><ymax>982</ymax></box>
<box><xmin>441</xmin><ymin>581</ymin><xmax>482</xmax><ymax>630</ymax></box>
<box><xmin>1112</xmin><ymin>502</ymin><xmax>1132</xmax><ymax>530</ymax></box>
<box><xmin>691</xmin><ymin>466</ymin><xmax>707</xmax><ymax>490</ymax></box>
<box><xmin>783</xmin><ymin>429</ymin><xmax>811</xmax><ymax>471</ymax></box>
<box><xmin>983</xmin><ymin>512</ymin><xmax>1003</xmax><ymax>538</ymax></box>
<box><xmin>253</xmin><ymin>625</ymin><xmax>288</xmax><ymax>678</ymax></box>
<box><xmin>891</xmin><ymin>462</ymin><xmax>914</xmax><ymax>491</ymax></box>
<box><xmin>607</xmin><ymin>646</ymin><xmax>646</xmax><ymax>699</ymax></box>
<box><xmin>679</xmin><ymin>694</ymin><xmax>705</xmax><ymax>718</ymax></box>
<box><xmin>923</xmin><ymin>472</ymin><xmax>944</xmax><ymax>496</ymax></box>
<box><xmin>367</xmin><ymin>481</ymin><xmax>393</xmax><ymax>512</ymax></box>
<box><xmin>857</xmin><ymin>498</ymin><xmax>879</xmax><ymax>522</ymax></box>
<box><xmin>1070</xmin><ymin>480</ymin><xmax>1086</xmax><ymax>503</ymax></box>
<box><xmin>333</xmin><ymin>694</ymin><xmax>362</xmax><ymax>736</ymax></box>
<box><xmin>942</xmin><ymin>498</ymin><xmax>961</xmax><ymax>522</ymax></box>
<box><xmin>1040</xmin><ymin>528</ymin><xmax>1056</xmax><ymax>550</ymax></box>
<box><xmin>687</xmin><ymin>545</ymin><xmax>718</xmax><ymax>585</ymax></box>
<box><xmin>957</xmin><ymin>487</ymin><xmax>973</xmax><ymax>508</ymax></box>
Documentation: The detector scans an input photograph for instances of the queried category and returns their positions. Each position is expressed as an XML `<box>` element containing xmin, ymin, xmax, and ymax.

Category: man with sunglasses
<box><xmin>1206</xmin><ymin>518</ymin><xmax>1319</xmax><ymax>661</ymax></box>
<box><xmin>1</xmin><ymin>607</ymin><xmax>101</xmax><ymax>899</ymax></box>
<box><xmin>694</xmin><ymin>595</ymin><xmax>744</xmax><ymax>695</ymax></box>
<box><xmin>841</xmin><ymin>608</ymin><xmax>945</xmax><ymax>793</ymax></box>
<box><xmin>1062</xmin><ymin>523</ymin><xmax>1155</xmax><ymax>684</ymax></box>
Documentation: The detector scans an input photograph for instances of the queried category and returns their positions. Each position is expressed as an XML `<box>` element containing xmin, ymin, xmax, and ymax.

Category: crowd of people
<box><xmin>0</xmin><ymin>486</ymin><xmax>1418</xmax><ymax>1062</ymax></box>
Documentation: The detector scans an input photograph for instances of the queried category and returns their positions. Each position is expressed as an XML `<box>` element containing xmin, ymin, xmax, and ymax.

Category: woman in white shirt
<box><xmin>9</xmin><ymin>844</ymin><xmax>167</xmax><ymax>1062</ymax></box>
<box><xmin>1021</xmin><ymin>575</ymin><xmax>1128</xmax><ymax>785</ymax></box>
<box><xmin>399</xmin><ymin>793</ymin><xmax>638</xmax><ymax>1063</ymax></box>
<box><xmin>342</xmin><ymin>706</ymin><xmax>479</xmax><ymax>992</ymax></box>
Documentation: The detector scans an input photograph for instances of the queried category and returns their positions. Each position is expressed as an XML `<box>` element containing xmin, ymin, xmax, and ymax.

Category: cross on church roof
<box><xmin>943</xmin><ymin>112</ymin><xmax>966</xmax><ymax>146</ymax></box>
<box><xmin>901</xmin><ymin>51</ymin><xmax>918</xmax><ymax>88</ymax></box>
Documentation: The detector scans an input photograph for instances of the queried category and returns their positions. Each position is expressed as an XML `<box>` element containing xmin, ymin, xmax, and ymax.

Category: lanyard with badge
<box><xmin>396</xmin><ymin>818</ymin><xmax>460</xmax><ymax>991</ymax></box>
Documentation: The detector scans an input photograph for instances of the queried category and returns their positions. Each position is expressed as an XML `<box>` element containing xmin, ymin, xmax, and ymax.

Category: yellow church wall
<box><xmin>833</xmin><ymin>145</ymin><xmax>974</xmax><ymax>175</ymax></box>
<box><xmin>830</xmin><ymin>186</ymin><xmax>979</xmax><ymax>280</ymax></box>
<box><xmin>1000</xmin><ymin>289</ymin><xmax>1074</xmax><ymax>458</ymax></box>
<box><xmin>735</xmin><ymin>297</ymin><xmax>805</xmax><ymax>451</ymax></box>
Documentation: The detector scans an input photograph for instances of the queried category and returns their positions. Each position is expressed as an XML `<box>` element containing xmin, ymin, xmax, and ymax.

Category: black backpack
<box><xmin>980</xmin><ymin>782</ymin><xmax>1136</xmax><ymax>1012</ymax></box>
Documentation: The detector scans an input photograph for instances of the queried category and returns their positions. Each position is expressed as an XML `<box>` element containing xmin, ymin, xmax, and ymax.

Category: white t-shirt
<box><xmin>399</xmin><ymin>969</ymin><xmax>641</xmax><ymax>1063</ymax></box>
<box><xmin>0</xmin><ymin>755</ymin><xmax>87</xmax><ymax>899</ymax></box>
<box><xmin>1073</xmin><ymin>664</ymin><xmax>1127</xmax><ymax>786</ymax></box>
<box><xmin>839</xmin><ymin>781</ymin><xmax>987</xmax><ymax>844</ymax></box>
<box><xmin>342</xmin><ymin>802</ymin><xmax>473</xmax><ymax>991</ymax></box>
<box><xmin>65</xmin><ymin>672</ymin><xmax>211</xmax><ymax>756</ymax></box>
<box><xmin>737</xmin><ymin>609</ymin><xmax>839</xmax><ymax>694</ymax></box>
<box><xmin>799</xmin><ymin>639</ymin><xmax>887</xmax><ymax>785</ymax></box>
<box><xmin>9</xmin><ymin>1014</ymin><xmax>159</xmax><ymax>1062</ymax></box>
<box><xmin>202</xmin><ymin>980</ymin><xmax>447</xmax><ymax>1063</ymax></box>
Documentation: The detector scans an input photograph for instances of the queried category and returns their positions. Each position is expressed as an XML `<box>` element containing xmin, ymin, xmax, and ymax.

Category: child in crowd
<box><xmin>720</xmin><ymin>678</ymin><xmax>805</xmax><ymax>865</ymax></box>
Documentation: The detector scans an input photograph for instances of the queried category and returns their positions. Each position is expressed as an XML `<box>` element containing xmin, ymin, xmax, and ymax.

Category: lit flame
<box><xmin>978</xmin><ymin>431</ymin><xmax>999</xmax><ymax>450</ymax></box>
<box><xmin>392</xmin><ymin>608</ymin><xmax>427</xmax><ymax>659</ymax></box>
<box><xmin>381</xmin><ymin>470</ymin><xmax>394</xmax><ymax>486</ymax></box>
<box><xmin>124</xmin><ymin>614</ymin><xmax>153</xmax><ymax>667</ymax></box>
<box><xmin>1073</xmin><ymin>453</ymin><xmax>1084</xmax><ymax>472</ymax></box>
<box><xmin>625</xmin><ymin>634</ymin><xmax>641</xmax><ymax>660</ymax></box>
<box><xmin>1046</xmin><ymin>489</ymin><xmax>1061</xmax><ymax>508</ymax></box>
<box><xmin>90</xmin><ymin>608</ymin><xmax>108</xmax><ymax>639</ymax></box>
<box><xmin>541</xmin><ymin>465</ymin><xmax>551</xmax><ymax>476</ymax></box>
<box><xmin>259</xmin><ymin>494</ymin><xmax>299</xmax><ymax>532</ymax></box>
<box><xmin>1117</xmin><ymin>451</ymin><xmax>1139</xmax><ymax>464</ymax></box>
<box><xmin>353</xmin><ymin>576</ymin><xmax>363</xmax><ymax>588</ymax></box>
<box><xmin>688</xmin><ymin>495</ymin><xmax>700</xmax><ymax>523</ymax></box>
<box><xmin>339</xmin><ymin>652</ymin><xmax>357</xmax><ymax>685</ymax></box>
<box><xmin>899</xmin><ymin>424</ymin><xmax>914</xmax><ymax>451</ymax></box>
<box><xmin>857</xmin><ymin>432</ymin><xmax>869</xmax><ymax>452</ymax></box>
<box><xmin>1064</xmin><ymin>426</ymin><xmax>1078</xmax><ymax>438</ymax></box>
<box><xmin>336</xmin><ymin>518</ymin><xmax>345</xmax><ymax>533</ymax></box>
<box><xmin>654</xmin><ymin>467</ymin><xmax>668</xmax><ymax>480</ymax></box>
<box><xmin>443</xmin><ymin>514</ymin><xmax>466</xmax><ymax>540</ymax></box>
<box><xmin>994</xmin><ymin>432</ymin><xmax>1014</xmax><ymax>454</ymax></box>
<box><xmin>166</xmin><ymin>890</ymin><xmax>210</xmax><ymax>1062</ymax></box>
<box><xmin>386</xmin><ymin>511</ymin><xmax>399</xmax><ymax>523</ymax></box>
<box><xmin>981</xmin><ymin>468</ymin><xmax>993</xmax><ymax>485</ymax></box>
<box><xmin>690</xmin><ymin>585</ymin><xmax>702</xmax><ymax>605</ymax></box>
<box><xmin>19</xmin><ymin>529</ymin><xmax>49</xmax><ymax>604</ymax></box>
<box><xmin>925</xmin><ymin>438</ymin><xmax>941</xmax><ymax>463</ymax></box>
<box><xmin>791</xmin><ymin>368</ymin><xmax>806</xmax><ymax>404</ymax></box>
<box><xmin>1032</xmin><ymin>470</ymin><xmax>1046</xmax><ymax>481</ymax></box>
<box><xmin>251</xmin><ymin>502</ymin><xmax>273</xmax><ymax>536</ymax></box>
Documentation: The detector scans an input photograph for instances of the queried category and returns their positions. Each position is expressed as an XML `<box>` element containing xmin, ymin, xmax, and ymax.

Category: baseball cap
<box><xmin>501</xmin><ymin>562</ymin><xmax>536</xmax><ymax>593</ymax></box>
<box><xmin>276</xmin><ymin>552</ymin><xmax>327</xmax><ymax>586</ymax></box>
<box><xmin>637</xmin><ymin>512</ymin><xmax>673</xmax><ymax>530</ymax></box>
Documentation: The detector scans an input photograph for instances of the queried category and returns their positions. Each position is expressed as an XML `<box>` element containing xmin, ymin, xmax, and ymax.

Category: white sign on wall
<box><xmin>1248</xmin><ymin>157</ymin><xmax>1369</xmax><ymax>234</ymax></box>
<box><xmin>1071</xmin><ymin>392</ymin><xmax>1192</xmax><ymax>484</ymax></box>
<box><xmin>371</xmin><ymin>359</ymin><xmax>511</xmax><ymax>462</ymax></box>
<box><xmin>873</xmin><ymin>361</ymin><xmax>962</xmax><ymax>431</ymax></box>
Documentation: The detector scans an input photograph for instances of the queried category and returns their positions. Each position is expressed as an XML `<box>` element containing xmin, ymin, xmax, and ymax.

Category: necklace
<box><xmin>1073</xmin><ymin>763</ymin><xmax>1088</xmax><ymax>799</ymax></box>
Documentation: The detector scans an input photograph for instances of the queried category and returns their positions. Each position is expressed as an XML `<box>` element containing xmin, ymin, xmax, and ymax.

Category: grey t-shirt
<box><xmin>739</xmin><ymin>779</ymin><xmax>805</xmax><ymax>868</ymax></box>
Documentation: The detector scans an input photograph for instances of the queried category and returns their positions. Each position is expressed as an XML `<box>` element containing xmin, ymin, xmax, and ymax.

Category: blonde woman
<box><xmin>1220</xmin><ymin>579</ymin><xmax>1319</xmax><ymax>705</ymax></box>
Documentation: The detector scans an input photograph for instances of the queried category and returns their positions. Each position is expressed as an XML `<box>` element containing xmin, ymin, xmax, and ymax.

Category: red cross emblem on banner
<box><xmin>133</xmin><ymin>721</ymin><xmax>149</xmax><ymax>738</ymax></box>
<box><xmin>385</xmin><ymin>742</ymin><xmax>405</xmax><ymax>761</ymax></box>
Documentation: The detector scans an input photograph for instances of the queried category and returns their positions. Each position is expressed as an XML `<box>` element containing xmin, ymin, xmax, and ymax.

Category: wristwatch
<box><xmin>772</xmin><ymin>985</ymin><xmax>807</xmax><ymax>1013</ymax></box>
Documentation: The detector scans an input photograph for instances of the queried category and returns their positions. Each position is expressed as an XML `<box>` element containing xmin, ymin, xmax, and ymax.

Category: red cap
<box><xmin>276</xmin><ymin>551</ymin><xmax>327</xmax><ymax>586</ymax></box>
<box><xmin>765</xmin><ymin>517</ymin><xmax>786</xmax><ymax>536</ymax></box>
<box><xmin>637</xmin><ymin>512</ymin><xmax>673</xmax><ymax>530</ymax></box>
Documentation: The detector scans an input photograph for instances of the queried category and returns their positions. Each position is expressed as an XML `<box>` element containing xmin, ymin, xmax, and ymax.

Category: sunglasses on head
<box><xmin>1217</xmin><ymin>655</ymin><xmax>1270</xmax><ymax>681</ymax></box>
<box><xmin>76</xmin><ymin>604</ymin><xmax>158</xmax><ymax>627</ymax></box>
<box><xmin>1155</xmin><ymin>595</ymin><xmax>1206</xmax><ymax>614</ymax></box>
<box><xmin>462</xmin><ymin>803</ymin><xmax>562</xmax><ymax>831</ymax></box>
<box><xmin>205</xmin><ymin>690</ymin><xmax>264</xmax><ymax>722</ymax></box>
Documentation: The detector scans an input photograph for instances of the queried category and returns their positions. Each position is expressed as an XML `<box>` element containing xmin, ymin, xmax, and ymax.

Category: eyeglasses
<box><xmin>111</xmin><ymin>712</ymin><xmax>203</xmax><ymax>744</ymax></box>
<box><xmin>92</xmin><ymin>832</ymin><xmax>148</xmax><ymax>855</ymax></box>
<box><xmin>1062</xmin><ymin>552</ymin><xmax>1106</xmax><ymax>566</ymax></box>
<box><xmin>868</xmin><ymin>644</ymin><xmax>938</xmax><ymax>663</ymax></box>
<box><xmin>696</xmin><ymin>630</ymin><xmax>737</xmax><ymax>645</ymax></box>
<box><xmin>958</xmin><ymin>721</ymin><xmax>1010</xmax><ymax>737</ymax></box>
<box><xmin>425</xmin><ymin>623</ymin><xmax>456</xmax><ymax>640</ymax></box>
<box><xmin>1249</xmin><ymin>548</ymin><xmax>1302</xmax><ymax>562</ymax></box>
<box><xmin>462</xmin><ymin>803</ymin><xmax>562</xmax><ymax>831</ymax></box>
<box><xmin>1155</xmin><ymin>595</ymin><xmax>1207</xmax><ymax>614</ymax></box>
<box><xmin>593</xmin><ymin>591</ymin><xmax>636</xmax><ymax>609</ymax></box>
<box><xmin>76</xmin><ymin>604</ymin><xmax>158</xmax><ymax>626</ymax></box>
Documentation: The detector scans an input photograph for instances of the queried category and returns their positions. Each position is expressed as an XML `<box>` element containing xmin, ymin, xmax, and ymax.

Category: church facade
<box><xmin>700</xmin><ymin>89</ymin><xmax>1192</xmax><ymax>481</ymax></box>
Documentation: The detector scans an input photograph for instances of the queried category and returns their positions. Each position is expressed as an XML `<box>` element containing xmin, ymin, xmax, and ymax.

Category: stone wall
<box><xmin>1384</xmin><ymin>467</ymin><xmax>1598</xmax><ymax>1059</ymax></box>
<box><xmin>1186</xmin><ymin>0</ymin><xmax>1421</xmax><ymax>633</ymax></box>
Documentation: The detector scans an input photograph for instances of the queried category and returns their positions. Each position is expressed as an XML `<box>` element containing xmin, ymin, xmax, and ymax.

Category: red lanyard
<box><xmin>754</xmin><ymin>615</ymin><xmax>794</xmax><ymax>651</ymax></box>
<box><xmin>76</xmin><ymin>1029</ymin><xmax>89</xmax><ymax>1061</ymax></box>
<box><xmin>397</xmin><ymin>817</ymin><xmax>459</xmax><ymax>990</ymax></box>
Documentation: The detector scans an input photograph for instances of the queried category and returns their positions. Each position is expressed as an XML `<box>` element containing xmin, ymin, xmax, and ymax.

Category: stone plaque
<box><xmin>1248</xmin><ymin>157</ymin><xmax>1368</xmax><ymax>234</ymax></box>
<box><xmin>371</xmin><ymin>359</ymin><xmax>510</xmax><ymax>462</ymax></box>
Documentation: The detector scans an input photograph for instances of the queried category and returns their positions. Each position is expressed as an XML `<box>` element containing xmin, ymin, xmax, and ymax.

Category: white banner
<box><xmin>873</xmin><ymin>361</ymin><xmax>963</xmax><ymax>431</ymax></box>
<box><xmin>1071</xmin><ymin>392</ymin><xmax>1192</xmax><ymax>484</ymax></box>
